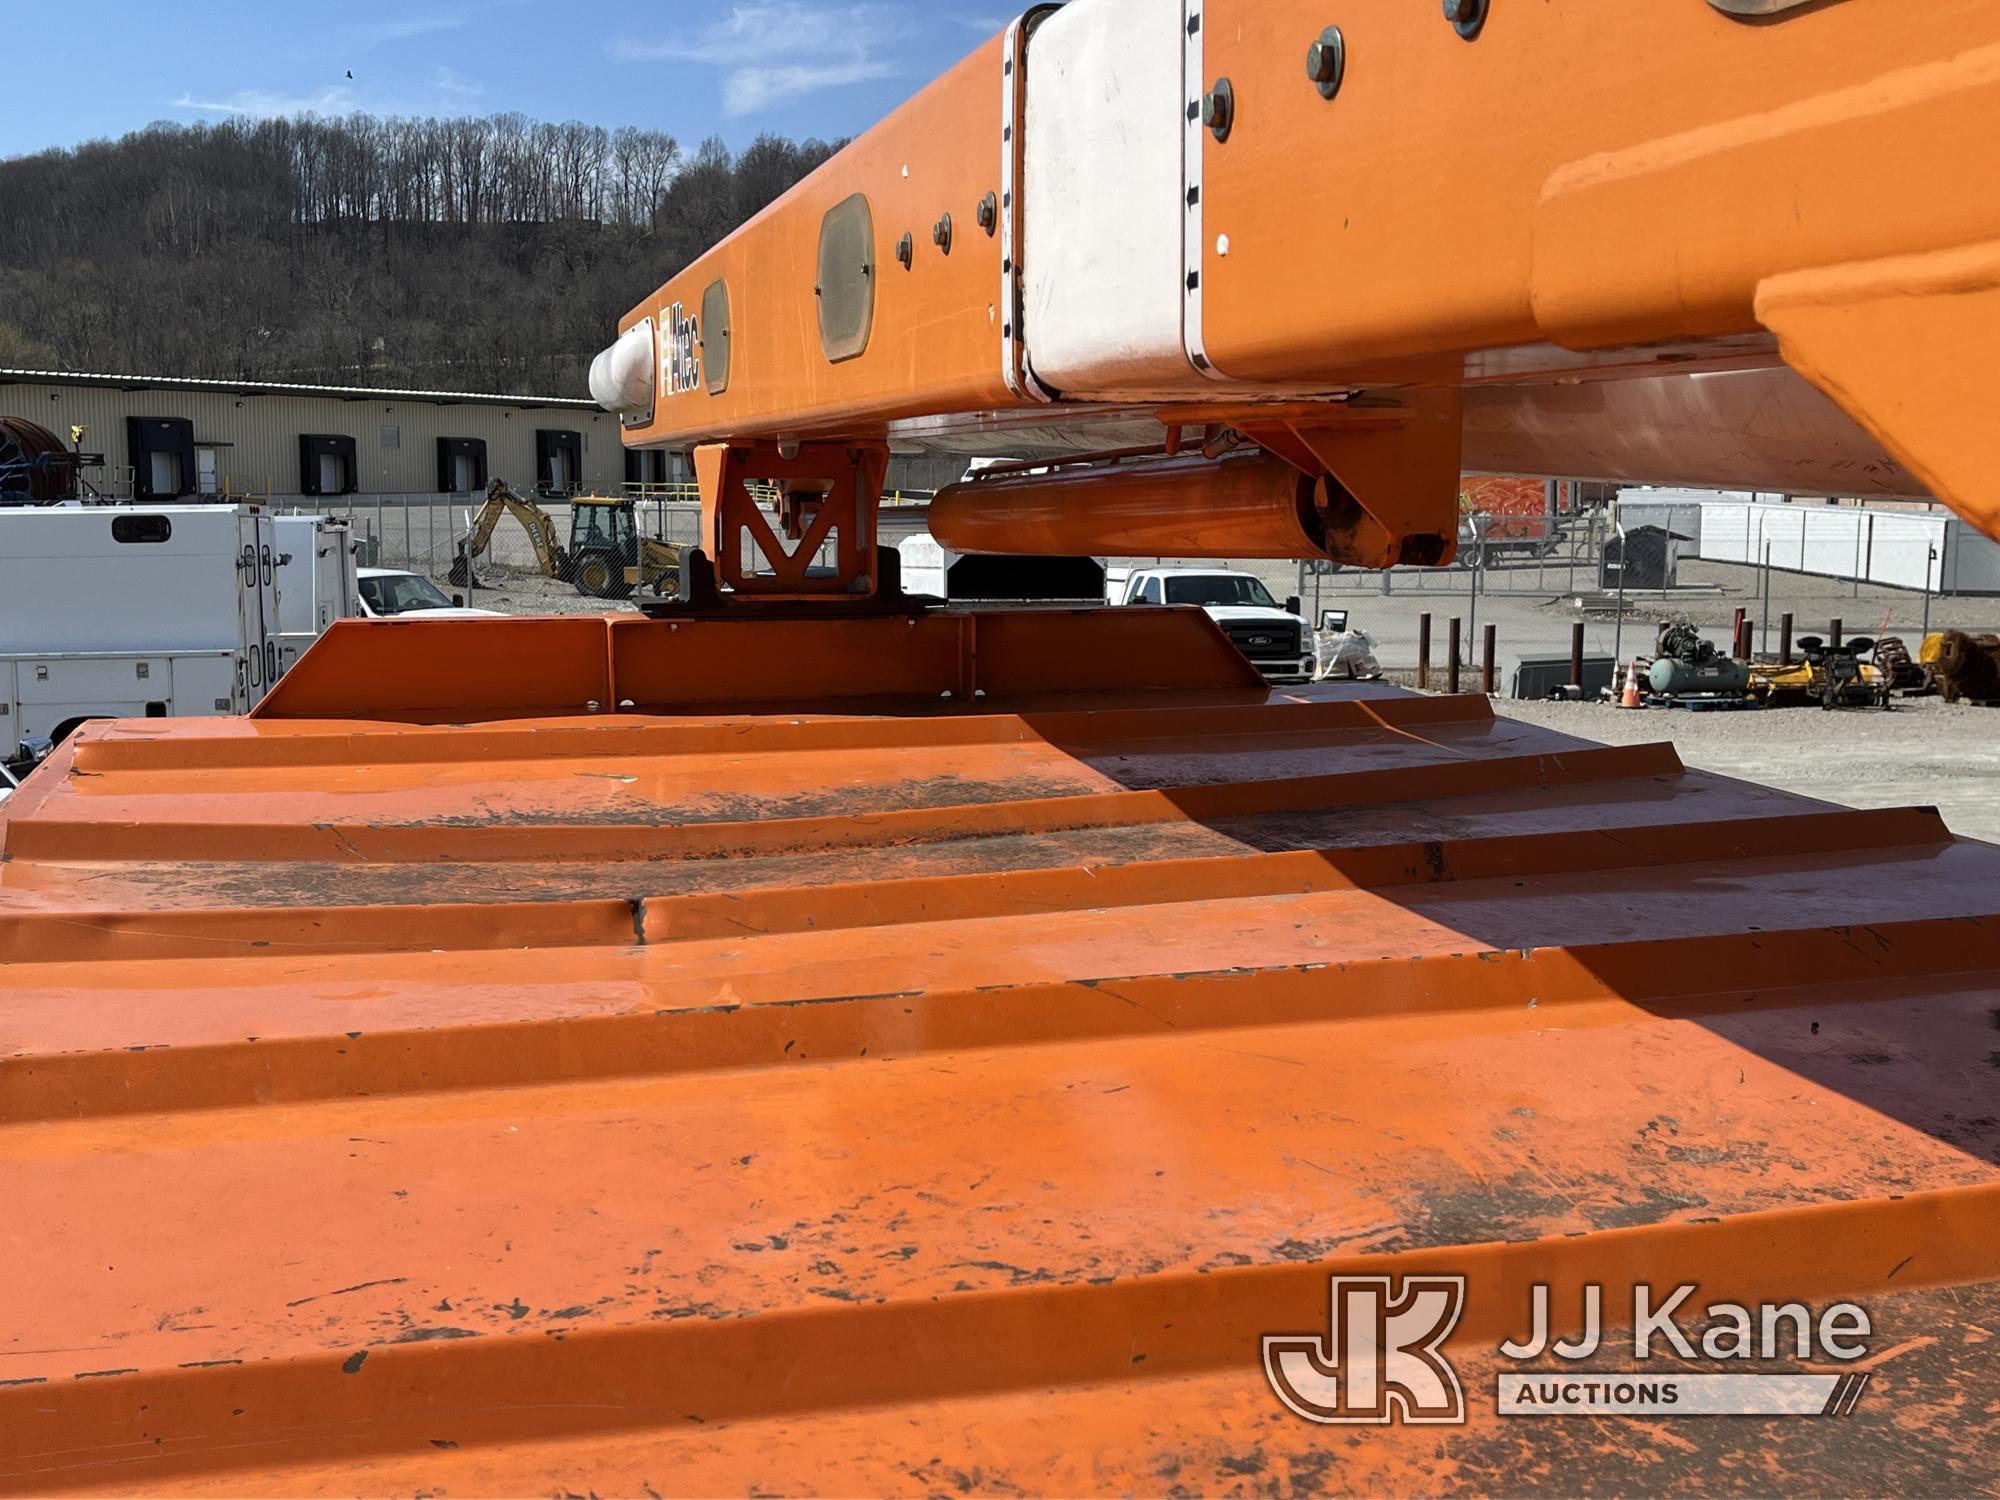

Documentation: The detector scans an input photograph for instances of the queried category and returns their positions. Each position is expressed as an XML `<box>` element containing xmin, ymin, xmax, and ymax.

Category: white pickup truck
<box><xmin>1108</xmin><ymin>566</ymin><xmax>1317</xmax><ymax>682</ymax></box>
<box><xmin>356</xmin><ymin>568</ymin><xmax>501</xmax><ymax>619</ymax></box>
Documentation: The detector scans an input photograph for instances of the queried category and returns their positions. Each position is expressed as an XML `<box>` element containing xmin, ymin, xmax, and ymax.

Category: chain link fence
<box><xmin>278</xmin><ymin>490</ymin><xmax>942</xmax><ymax>612</ymax></box>
<box><xmin>1140</xmin><ymin>498</ymin><xmax>1996</xmax><ymax>698</ymax></box>
<box><xmin>281</xmin><ymin>492</ymin><xmax>1999</xmax><ymax>691</ymax></box>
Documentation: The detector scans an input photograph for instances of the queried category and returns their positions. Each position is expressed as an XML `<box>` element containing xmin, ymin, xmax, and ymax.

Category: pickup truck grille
<box><xmin>1219</xmin><ymin>619</ymin><xmax>1302</xmax><ymax>668</ymax></box>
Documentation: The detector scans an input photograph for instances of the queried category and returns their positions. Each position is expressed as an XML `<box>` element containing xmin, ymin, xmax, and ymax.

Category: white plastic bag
<box><xmin>1321</xmin><ymin>629</ymin><xmax>1381</xmax><ymax>680</ymax></box>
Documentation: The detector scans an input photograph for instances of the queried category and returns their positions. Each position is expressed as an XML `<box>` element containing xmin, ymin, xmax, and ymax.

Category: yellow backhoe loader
<box><xmin>448</xmin><ymin>478</ymin><xmax>681</xmax><ymax>599</ymax></box>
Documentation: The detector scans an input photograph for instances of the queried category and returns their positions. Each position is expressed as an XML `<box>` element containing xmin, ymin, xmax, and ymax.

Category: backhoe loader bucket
<box><xmin>3</xmin><ymin>608</ymin><xmax>1998</xmax><ymax>1492</ymax></box>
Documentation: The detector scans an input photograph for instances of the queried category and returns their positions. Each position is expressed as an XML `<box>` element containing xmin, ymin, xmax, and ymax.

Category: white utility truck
<box><xmin>1107</xmin><ymin>566</ymin><xmax>1317</xmax><ymax>682</ymax></box>
<box><xmin>1</xmin><ymin>504</ymin><xmax>286</xmax><ymax>765</ymax></box>
<box><xmin>274</xmin><ymin>514</ymin><xmax>361</xmax><ymax>673</ymax></box>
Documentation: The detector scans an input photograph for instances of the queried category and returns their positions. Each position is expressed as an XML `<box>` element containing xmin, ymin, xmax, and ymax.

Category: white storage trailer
<box><xmin>1</xmin><ymin>505</ymin><xmax>285</xmax><ymax>763</ymax></box>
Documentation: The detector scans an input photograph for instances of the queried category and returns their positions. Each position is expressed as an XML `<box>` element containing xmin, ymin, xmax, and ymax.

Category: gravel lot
<box><xmin>456</xmin><ymin>573</ymin><xmax>648</xmax><ymax>615</ymax></box>
<box><xmin>1494</xmin><ymin>694</ymin><xmax>2000</xmax><ymax>844</ymax></box>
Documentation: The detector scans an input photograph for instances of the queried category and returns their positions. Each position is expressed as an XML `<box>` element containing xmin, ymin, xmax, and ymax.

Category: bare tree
<box><xmin>0</xmin><ymin>110</ymin><xmax>824</xmax><ymax>394</ymax></box>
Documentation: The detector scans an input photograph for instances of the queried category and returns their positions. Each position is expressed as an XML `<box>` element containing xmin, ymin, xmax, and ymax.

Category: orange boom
<box><xmin>595</xmin><ymin>0</ymin><xmax>2000</xmax><ymax>585</ymax></box>
<box><xmin>8</xmin><ymin>1</ymin><xmax>2000</xmax><ymax>1493</ymax></box>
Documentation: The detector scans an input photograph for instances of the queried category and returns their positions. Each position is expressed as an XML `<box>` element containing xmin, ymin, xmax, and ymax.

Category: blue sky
<box><xmin>0</xmin><ymin>2</ymin><xmax>1011</xmax><ymax>159</ymax></box>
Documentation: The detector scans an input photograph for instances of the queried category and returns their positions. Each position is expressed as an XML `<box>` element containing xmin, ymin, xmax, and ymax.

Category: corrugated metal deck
<box><xmin>2</xmin><ymin>611</ymin><xmax>1997</xmax><ymax>1493</ymax></box>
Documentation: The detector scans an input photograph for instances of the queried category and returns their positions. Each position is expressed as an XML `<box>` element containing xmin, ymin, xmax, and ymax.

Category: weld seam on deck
<box><xmin>2</xmin><ymin>1184</ymin><xmax>1994</xmax><ymax>1485</ymax></box>
<box><xmin>7</xmin><ymin>911</ymin><xmax>1994</xmax><ymax>1123</ymax></box>
<box><xmin>67</xmin><ymin>694</ymin><xmax>1499</xmax><ymax>774</ymax></box>
<box><xmin>2</xmin><ymin>740</ymin><xmax>1686</xmax><ymax>866</ymax></box>
<box><xmin>0</xmin><ymin>803</ymin><xmax>1947</xmax><ymax>966</ymax></box>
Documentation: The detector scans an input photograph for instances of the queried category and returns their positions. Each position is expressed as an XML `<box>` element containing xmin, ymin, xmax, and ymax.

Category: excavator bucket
<box><xmin>3</xmin><ymin>610</ymin><xmax>1998</xmax><ymax>1492</ymax></box>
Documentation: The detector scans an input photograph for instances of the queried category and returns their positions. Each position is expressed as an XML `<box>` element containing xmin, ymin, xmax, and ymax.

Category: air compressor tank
<box><xmin>1648</xmin><ymin>636</ymin><xmax>1751</xmax><ymax>697</ymax></box>
<box><xmin>1648</xmin><ymin>656</ymin><xmax>1751</xmax><ymax>696</ymax></box>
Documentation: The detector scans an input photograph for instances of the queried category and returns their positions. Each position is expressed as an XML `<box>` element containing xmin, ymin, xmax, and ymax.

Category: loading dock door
<box><xmin>535</xmin><ymin>429</ymin><xmax>583</xmax><ymax>494</ymax></box>
<box><xmin>436</xmin><ymin>437</ymin><xmax>488</xmax><ymax>494</ymax></box>
<box><xmin>127</xmin><ymin>417</ymin><xmax>197</xmax><ymax>501</ymax></box>
<box><xmin>299</xmin><ymin>434</ymin><xmax>358</xmax><ymax>497</ymax></box>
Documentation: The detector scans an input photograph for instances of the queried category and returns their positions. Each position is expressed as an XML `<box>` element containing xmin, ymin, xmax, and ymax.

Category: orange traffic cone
<box><xmin>1619</xmin><ymin>658</ymin><xmax>1645</xmax><ymax>709</ymax></box>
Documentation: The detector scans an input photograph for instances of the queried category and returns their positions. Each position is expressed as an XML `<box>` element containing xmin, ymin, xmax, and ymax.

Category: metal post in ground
<box><xmin>1466</xmin><ymin>515</ymin><xmax>1482</xmax><ymax>673</ymax></box>
<box><xmin>1780</xmin><ymin>613</ymin><xmax>1794</xmax><ymax>666</ymax></box>
<box><xmin>1417</xmin><ymin>613</ymin><xmax>1432</xmax><ymax>690</ymax></box>
<box><xmin>1560</xmin><ymin>484</ymin><xmax>1576</xmax><ymax>596</ymax></box>
<box><xmin>1538</xmin><ymin>480</ymin><xmax>1558</xmax><ymax>593</ymax></box>
<box><xmin>1565</xmin><ymin>493</ymin><xmax>1576</xmax><ymax>596</ymax></box>
<box><xmin>1447</xmin><ymin>617</ymin><xmax>1462</xmax><ymax>695</ymax></box>
<box><xmin>1761</xmin><ymin>540</ymin><xmax>1773</xmax><ymax>654</ymax></box>
<box><xmin>1923</xmin><ymin>543</ymin><xmax>1937</xmax><ymax>641</ymax></box>
<box><xmin>1570</xmin><ymin>622</ymin><xmax>1585</xmax><ymax>692</ymax></box>
<box><xmin>1482</xmin><ymin>623</ymin><xmax>1497</xmax><ymax>696</ymax></box>
<box><xmin>1611</xmin><ymin>517</ymin><xmax>1629</xmax><ymax>677</ymax></box>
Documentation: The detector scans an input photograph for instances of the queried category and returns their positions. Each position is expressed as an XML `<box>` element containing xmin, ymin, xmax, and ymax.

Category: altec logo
<box><xmin>1263</xmin><ymin>1276</ymin><xmax>1468</xmax><ymax>1424</ymax></box>
<box><xmin>661</xmin><ymin>302</ymin><xmax>701</xmax><ymax>397</ymax></box>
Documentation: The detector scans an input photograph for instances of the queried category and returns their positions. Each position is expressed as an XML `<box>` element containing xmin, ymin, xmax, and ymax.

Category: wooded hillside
<box><xmin>0</xmin><ymin>115</ymin><xmax>838</xmax><ymax>395</ymax></box>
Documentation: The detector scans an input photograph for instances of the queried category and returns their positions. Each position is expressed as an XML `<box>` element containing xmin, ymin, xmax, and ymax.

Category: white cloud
<box><xmin>613</xmin><ymin>3</ymin><xmax>897</xmax><ymax>115</ymax></box>
<box><xmin>171</xmin><ymin>86</ymin><xmax>361</xmax><ymax>118</ymax></box>
<box><xmin>430</xmin><ymin>65</ymin><xmax>483</xmax><ymax>102</ymax></box>
<box><xmin>169</xmin><ymin>69</ymin><xmax>484</xmax><ymax>120</ymax></box>
<box><xmin>353</xmin><ymin>10</ymin><xmax>469</xmax><ymax>46</ymax></box>
<box><xmin>721</xmin><ymin>57</ymin><xmax>893</xmax><ymax>114</ymax></box>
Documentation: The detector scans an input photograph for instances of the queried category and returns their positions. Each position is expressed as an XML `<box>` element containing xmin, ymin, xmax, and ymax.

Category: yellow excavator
<box><xmin>448</xmin><ymin>478</ymin><xmax>681</xmax><ymax>599</ymax></box>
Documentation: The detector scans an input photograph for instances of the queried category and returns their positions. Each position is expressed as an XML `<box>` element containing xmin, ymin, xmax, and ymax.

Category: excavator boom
<box><xmin>7</xmin><ymin>3</ymin><xmax>2000</xmax><ymax>1493</ymax></box>
<box><xmin>451</xmin><ymin>478</ymin><xmax>571</xmax><ymax>586</ymax></box>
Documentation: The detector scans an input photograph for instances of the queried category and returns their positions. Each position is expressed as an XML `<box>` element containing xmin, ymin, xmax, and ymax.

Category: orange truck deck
<box><xmin>3</xmin><ymin>611</ymin><xmax>1997</xmax><ymax>1492</ymax></box>
<box><xmin>11</xmin><ymin>5</ymin><xmax>2000</xmax><ymax>1483</ymax></box>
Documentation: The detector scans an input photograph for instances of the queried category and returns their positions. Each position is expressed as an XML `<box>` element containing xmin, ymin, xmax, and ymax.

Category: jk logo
<box><xmin>1264</xmin><ymin>1275</ymin><xmax>1468</xmax><ymax>1425</ymax></box>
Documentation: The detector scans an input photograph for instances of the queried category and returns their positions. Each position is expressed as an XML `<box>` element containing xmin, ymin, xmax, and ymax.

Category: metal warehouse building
<box><xmin>0</xmin><ymin>369</ymin><xmax>676</xmax><ymax>503</ymax></box>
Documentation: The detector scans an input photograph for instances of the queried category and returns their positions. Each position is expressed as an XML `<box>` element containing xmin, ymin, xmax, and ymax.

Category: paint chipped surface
<box><xmin>1</xmin><ymin>637</ymin><xmax>1997</xmax><ymax>1493</ymax></box>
